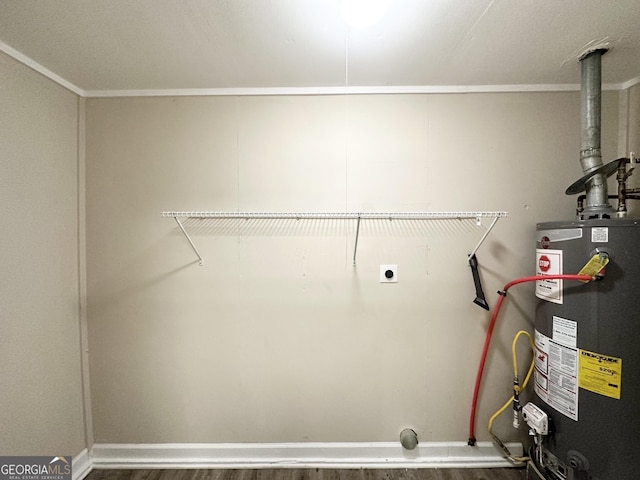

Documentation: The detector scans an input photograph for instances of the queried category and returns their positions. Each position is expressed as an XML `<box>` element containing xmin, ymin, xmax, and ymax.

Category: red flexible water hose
<box><xmin>467</xmin><ymin>274</ymin><xmax>594</xmax><ymax>446</ymax></box>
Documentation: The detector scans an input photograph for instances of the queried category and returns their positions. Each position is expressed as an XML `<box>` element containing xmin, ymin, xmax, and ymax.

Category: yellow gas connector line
<box><xmin>488</xmin><ymin>330</ymin><xmax>536</xmax><ymax>463</ymax></box>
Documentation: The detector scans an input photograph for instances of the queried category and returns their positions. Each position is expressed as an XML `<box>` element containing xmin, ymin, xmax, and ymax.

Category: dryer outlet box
<box><xmin>380</xmin><ymin>265</ymin><xmax>398</xmax><ymax>283</ymax></box>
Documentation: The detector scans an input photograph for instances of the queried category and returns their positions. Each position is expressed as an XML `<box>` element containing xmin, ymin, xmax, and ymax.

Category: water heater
<box><xmin>526</xmin><ymin>48</ymin><xmax>640</xmax><ymax>480</ymax></box>
<box><xmin>530</xmin><ymin>220</ymin><xmax>640</xmax><ymax>479</ymax></box>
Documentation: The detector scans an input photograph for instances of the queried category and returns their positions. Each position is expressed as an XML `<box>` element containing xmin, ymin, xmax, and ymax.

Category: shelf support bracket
<box><xmin>468</xmin><ymin>215</ymin><xmax>500</xmax><ymax>261</ymax></box>
<box><xmin>174</xmin><ymin>217</ymin><xmax>204</xmax><ymax>266</ymax></box>
<box><xmin>352</xmin><ymin>214</ymin><xmax>362</xmax><ymax>266</ymax></box>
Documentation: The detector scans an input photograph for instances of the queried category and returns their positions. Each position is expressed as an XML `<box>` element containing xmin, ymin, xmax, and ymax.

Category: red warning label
<box><xmin>536</xmin><ymin>249</ymin><xmax>563</xmax><ymax>304</ymax></box>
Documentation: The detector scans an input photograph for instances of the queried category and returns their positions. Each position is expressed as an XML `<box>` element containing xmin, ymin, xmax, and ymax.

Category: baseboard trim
<box><xmin>91</xmin><ymin>441</ymin><xmax>522</xmax><ymax>469</ymax></box>
<box><xmin>73</xmin><ymin>448</ymin><xmax>92</xmax><ymax>480</ymax></box>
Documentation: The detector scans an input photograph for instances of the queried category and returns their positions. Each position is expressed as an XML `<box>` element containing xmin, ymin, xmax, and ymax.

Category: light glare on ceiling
<box><xmin>340</xmin><ymin>0</ymin><xmax>389</xmax><ymax>29</ymax></box>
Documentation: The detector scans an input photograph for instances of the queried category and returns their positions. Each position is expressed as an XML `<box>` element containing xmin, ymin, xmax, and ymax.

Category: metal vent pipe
<box><xmin>579</xmin><ymin>48</ymin><xmax>611</xmax><ymax>217</ymax></box>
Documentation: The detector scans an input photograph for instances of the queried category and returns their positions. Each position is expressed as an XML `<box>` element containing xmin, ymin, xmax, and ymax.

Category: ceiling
<box><xmin>1</xmin><ymin>0</ymin><xmax>640</xmax><ymax>96</ymax></box>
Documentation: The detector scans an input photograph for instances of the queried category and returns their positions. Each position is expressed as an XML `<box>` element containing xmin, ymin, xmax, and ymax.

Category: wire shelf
<box><xmin>162</xmin><ymin>211</ymin><xmax>508</xmax><ymax>265</ymax></box>
<box><xmin>162</xmin><ymin>211</ymin><xmax>508</xmax><ymax>220</ymax></box>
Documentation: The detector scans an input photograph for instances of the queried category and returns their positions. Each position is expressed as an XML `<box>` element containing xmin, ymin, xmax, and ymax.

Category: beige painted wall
<box><xmin>627</xmin><ymin>83</ymin><xmax>640</xmax><ymax>155</ymax></box>
<box><xmin>0</xmin><ymin>51</ymin><xmax>86</xmax><ymax>455</ymax></box>
<box><xmin>627</xmin><ymin>84</ymin><xmax>640</xmax><ymax>197</ymax></box>
<box><xmin>614</xmin><ymin>84</ymin><xmax>640</xmax><ymax>216</ymax></box>
<box><xmin>85</xmin><ymin>91</ymin><xmax>619</xmax><ymax>444</ymax></box>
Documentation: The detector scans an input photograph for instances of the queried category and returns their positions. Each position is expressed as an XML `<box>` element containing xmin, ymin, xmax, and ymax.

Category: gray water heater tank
<box><xmin>532</xmin><ymin>219</ymin><xmax>640</xmax><ymax>480</ymax></box>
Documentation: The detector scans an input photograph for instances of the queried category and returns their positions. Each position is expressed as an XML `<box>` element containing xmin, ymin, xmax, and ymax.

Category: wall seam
<box><xmin>77</xmin><ymin>95</ymin><xmax>95</xmax><ymax>453</ymax></box>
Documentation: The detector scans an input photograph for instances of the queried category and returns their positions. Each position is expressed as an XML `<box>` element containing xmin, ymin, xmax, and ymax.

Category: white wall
<box><xmin>85</xmin><ymin>91</ymin><xmax>619</xmax><ymax>445</ymax></box>
<box><xmin>0</xmin><ymin>51</ymin><xmax>87</xmax><ymax>455</ymax></box>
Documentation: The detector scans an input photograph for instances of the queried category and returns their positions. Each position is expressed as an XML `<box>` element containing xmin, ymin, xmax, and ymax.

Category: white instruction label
<box><xmin>534</xmin><ymin>329</ymin><xmax>578</xmax><ymax>421</ymax></box>
<box><xmin>535</xmin><ymin>249</ymin><xmax>563</xmax><ymax>304</ymax></box>
<box><xmin>591</xmin><ymin>227</ymin><xmax>609</xmax><ymax>243</ymax></box>
<box><xmin>552</xmin><ymin>316</ymin><xmax>577</xmax><ymax>348</ymax></box>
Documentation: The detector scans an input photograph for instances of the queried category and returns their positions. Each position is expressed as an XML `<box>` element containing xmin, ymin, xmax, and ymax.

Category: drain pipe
<box><xmin>400</xmin><ymin>428</ymin><xmax>418</xmax><ymax>450</ymax></box>
<box><xmin>579</xmin><ymin>48</ymin><xmax>612</xmax><ymax>218</ymax></box>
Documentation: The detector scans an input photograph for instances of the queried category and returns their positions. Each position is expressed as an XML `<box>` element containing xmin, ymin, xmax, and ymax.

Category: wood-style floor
<box><xmin>86</xmin><ymin>468</ymin><xmax>526</xmax><ymax>480</ymax></box>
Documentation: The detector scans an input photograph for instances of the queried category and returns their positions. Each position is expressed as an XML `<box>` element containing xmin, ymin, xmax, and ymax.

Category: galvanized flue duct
<box><xmin>579</xmin><ymin>48</ymin><xmax>611</xmax><ymax>218</ymax></box>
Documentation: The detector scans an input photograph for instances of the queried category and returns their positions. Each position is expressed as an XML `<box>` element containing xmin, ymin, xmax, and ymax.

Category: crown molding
<box><xmin>0</xmin><ymin>40</ymin><xmax>85</xmax><ymax>96</ymax></box>
<box><xmin>620</xmin><ymin>76</ymin><xmax>640</xmax><ymax>90</ymax></box>
<box><xmin>85</xmin><ymin>84</ymin><xmax>582</xmax><ymax>97</ymax></box>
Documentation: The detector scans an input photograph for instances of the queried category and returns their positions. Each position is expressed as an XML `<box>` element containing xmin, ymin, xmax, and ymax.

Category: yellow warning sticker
<box><xmin>577</xmin><ymin>254</ymin><xmax>609</xmax><ymax>280</ymax></box>
<box><xmin>578</xmin><ymin>349</ymin><xmax>622</xmax><ymax>399</ymax></box>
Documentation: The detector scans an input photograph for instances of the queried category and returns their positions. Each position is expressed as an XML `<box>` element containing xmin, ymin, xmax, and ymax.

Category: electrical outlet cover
<box><xmin>380</xmin><ymin>264</ymin><xmax>398</xmax><ymax>283</ymax></box>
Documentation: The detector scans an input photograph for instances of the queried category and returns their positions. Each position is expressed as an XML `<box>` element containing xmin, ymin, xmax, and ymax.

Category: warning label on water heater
<box><xmin>535</xmin><ymin>249</ymin><xmax>563</xmax><ymax>304</ymax></box>
<box><xmin>534</xmin><ymin>329</ymin><xmax>579</xmax><ymax>421</ymax></box>
<box><xmin>579</xmin><ymin>349</ymin><xmax>622</xmax><ymax>399</ymax></box>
